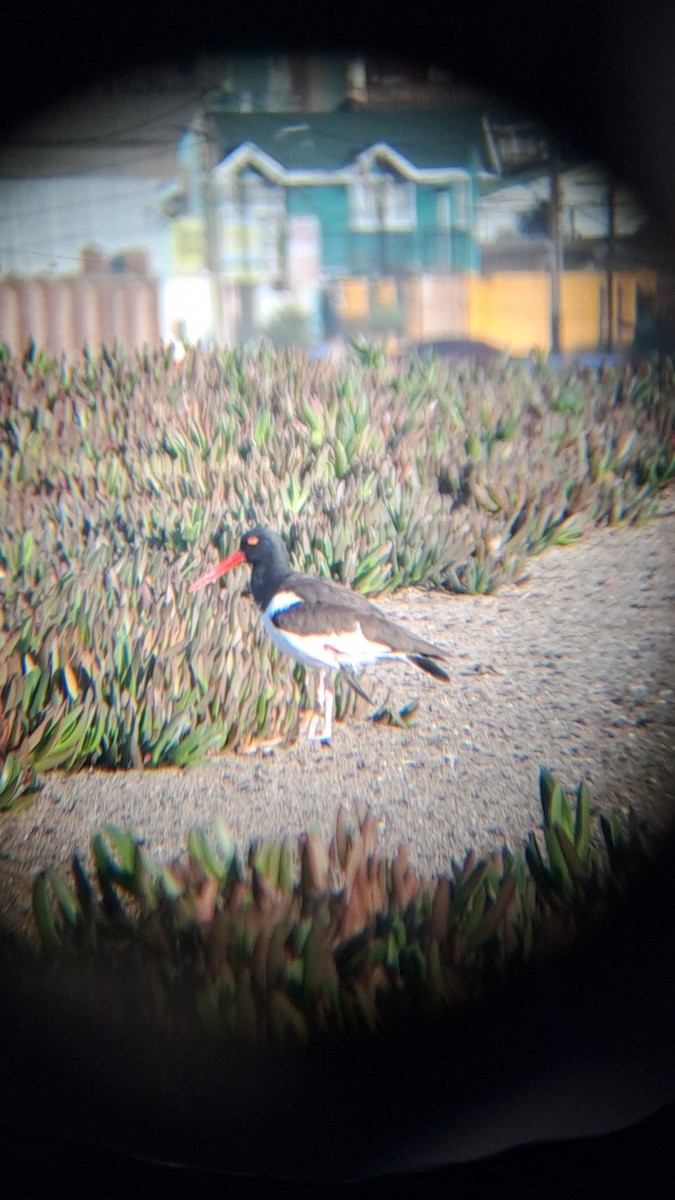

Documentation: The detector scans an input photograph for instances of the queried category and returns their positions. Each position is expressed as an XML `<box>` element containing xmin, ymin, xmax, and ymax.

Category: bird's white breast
<box><xmin>262</xmin><ymin>592</ymin><xmax>400</xmax><ymax>672</ymax></box>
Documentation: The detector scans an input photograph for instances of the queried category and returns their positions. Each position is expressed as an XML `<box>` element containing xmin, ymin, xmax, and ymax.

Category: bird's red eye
<box><xmin>246</xmin><ymin>535</ymin><xmax>260</xmax><ymax>546</ymax></box>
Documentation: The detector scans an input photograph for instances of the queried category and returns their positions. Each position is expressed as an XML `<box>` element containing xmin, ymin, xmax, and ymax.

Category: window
<box><xmin>349</xmin><ymin>175</ymin><xmax>416</xmax><ymax>232</ymax></box>
<box><xmin>383</xmin><ymin>178</ymin><xmax>415</xmax><ymax>231</ymax></box>
<box><xmin>350</xmin><ymin>179</ymin><xmax>379</xmax><ymax>231</ymax></box>
<box><xmin>220</xmin><ymin>170</ymin><xmax>286</xmax><ymax>281</ymax></box>
<box><xmin>240</xmin><ymin>171</ymin><xmax>284</xmax><ymax>211</ymax></box>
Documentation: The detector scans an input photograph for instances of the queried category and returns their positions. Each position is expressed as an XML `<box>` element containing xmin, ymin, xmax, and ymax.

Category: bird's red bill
<box><xmin>189</xmin><ymin>548</ymin><xmax>246</xmax><ymax>592</ymax></box>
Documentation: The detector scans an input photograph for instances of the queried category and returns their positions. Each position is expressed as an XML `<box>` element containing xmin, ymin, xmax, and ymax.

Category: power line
<box><xmin>0</xmin><ymin>182</ymin><xmax>168</xmax><ymax>224</ymax></box>
<box><xmin>2</xmin><ymin>90</ymin><xmax>209</xmax><ymax>147</ymax></box>
<box><xmin>0</xmin><ymin>144</ymin><xmax>186</xmax><ymax>179</ymax></box>
<box><xmin>0</xmin><ymin>247</ymin><xmax>98</xmax><ymax>266</ymax></box>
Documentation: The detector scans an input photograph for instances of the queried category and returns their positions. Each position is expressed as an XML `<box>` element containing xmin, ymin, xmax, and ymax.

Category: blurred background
<box><xmin>2</xmin><ymin>2</ymin><xmax>675</xmax><ymax>1188</ymax></box>
<box><xmin>1</xmin><ymin>48</ymin><xmax>673</xmax><ymax>364</ymax></box>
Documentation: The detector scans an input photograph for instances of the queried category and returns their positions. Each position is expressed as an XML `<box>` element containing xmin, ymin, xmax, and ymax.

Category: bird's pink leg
<box><xmin>320</xmin><ymin>677</ymin><xmax>334</xmax><ymax>743</ymax></box>
<box><xmin>308</xmin><ymin>671</ymin><xmax>333</xmax><ymax>743</ymax></box>
<box><xmin>307</xmin><ymin>671</ymin><xmax>325</xmax><ymax>740</ymax></box>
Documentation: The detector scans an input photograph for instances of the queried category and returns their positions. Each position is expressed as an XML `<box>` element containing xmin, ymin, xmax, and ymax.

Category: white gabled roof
<box><xmin>213</xmin><ymin>139</ymin><xmax>473</xmax><ymax>187</ymax></box>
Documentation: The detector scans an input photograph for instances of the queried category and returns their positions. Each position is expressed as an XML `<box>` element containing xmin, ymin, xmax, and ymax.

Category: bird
<box><xmin>189</xmin><ymin>527</ymin><xmax>450</xmax><ymax>744</ymax></box>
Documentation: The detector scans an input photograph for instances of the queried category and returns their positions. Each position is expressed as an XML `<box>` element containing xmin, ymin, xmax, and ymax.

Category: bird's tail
<box><xmin>408</xmin><ymin>655</ymin><xmax>451</xmax><ymax>682</ymax></box>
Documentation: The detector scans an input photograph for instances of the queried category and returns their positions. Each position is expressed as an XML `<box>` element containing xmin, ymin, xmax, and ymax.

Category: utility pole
<box><xmin>549</xmin><ymin>140</ymin><xmax>562</xmax><ymax>355</ymax></box>
<box><xmin>237</xmin><ymin>175</ymin><xmax>255</xmax><ymax>343</ymax></box>
<box><xmin>606</xmin><ymin>176</ymin><xmax>616</xmax><ymax>352</ymax></box>
<box><xmin>198</xmin><ymin>105</ymin><xmax>224</xmax><ymax>344</ymax></box>
<box><xmin>376</xmin><ymin>175</ymin><xmax>388</xmax><ymax>277</ymax></box>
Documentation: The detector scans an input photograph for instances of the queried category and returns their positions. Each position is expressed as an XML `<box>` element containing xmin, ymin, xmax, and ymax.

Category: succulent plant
<box><xmin>1</xmin><ymin>343</ymin><xmax>673</xmax><ymax>806</ymax></box>
<box><xmin>28</xmin><ymin>770</ymin><xmax>655</xmax><ymax>1046</ymax></box>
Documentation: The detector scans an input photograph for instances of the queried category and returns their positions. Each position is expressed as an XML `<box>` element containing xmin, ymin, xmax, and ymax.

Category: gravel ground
<box><xmin>1</xmin><ymin>503</ymin><xmax>674</xmax><ymax>940</ymax></box>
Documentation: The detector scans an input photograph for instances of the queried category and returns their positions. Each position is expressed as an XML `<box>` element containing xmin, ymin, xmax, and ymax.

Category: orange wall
<box><xmin>338</xmin><ymin>277</ymin><xmax>370</xmax><ymax>320</ymax></box>
<box><xmin>559</xmin><ymin>272</ymin><xmax>601</xmax><ymax>352</ymax></box>
<box><xmin>468</xmin><ymin>273</ymin><xmax>550</xmax><ymax>355</ymax></box>
<box><xmin>559</xmin><ymin>269</ymin><xmax>657</xmax><ymax>352</ymax></box>
<box><xmin>464</xmin><ymin>269</ymin><xmax>658</xmax><ymax>355</ymax></box>
<box><xmin>372</xmin><ymin>277</ymin><xmax>398</xmax><ymax>308</ymax></box>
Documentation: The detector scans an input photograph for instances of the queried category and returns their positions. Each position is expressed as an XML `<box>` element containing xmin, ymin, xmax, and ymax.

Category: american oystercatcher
<box><xmin>189</xmin><ymin>527</ymin><xmax>450</xmax><ymax>743</ymax></box>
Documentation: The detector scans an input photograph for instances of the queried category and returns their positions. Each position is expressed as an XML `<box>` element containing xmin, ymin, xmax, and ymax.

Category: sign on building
<box><xmin>170</xmin><ymin>218</ymin><xmax>207</xmax><ymax>273</ymax></box>
<box><xmin>287</xmin><ymin>214</ymin><xmax>321</xmax><ymax>288</ymax></box>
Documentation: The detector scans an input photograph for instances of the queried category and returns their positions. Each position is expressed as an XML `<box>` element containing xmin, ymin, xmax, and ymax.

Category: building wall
<box><xmin>284</xmin><ymin>181</ymin><xmax>479</xmax><ymax>277</ymax></box>
<box><xmin>402</xmin><ymin>274</ymin><xmax>469</xmax><ymax>341</ymax></box>
<box><xmin>559</xmin><ymin>272</ymin><xmax>603</xmax><ymax>352</ymax></box>
<box><xmin>604</xmin><ymin>268</ymin><xmax>658</xmax><ymax>346</ymax></box>
<box><xmin>0</xmin><ymin>274</ymin><xmax>161</xmax><ymax>356</ymax></box>
<box><xmin>415</xmin><ymin>190</ymin><xmax>437</xmax><ymax>270</ymax></box>
<box><xmin>464</xmin><ymin>269</ymin><xmax>658</xmax><ymax>355</ymax></box>
<box><xmin>313</xmin><ymin>187</ymin><xmax>351</xmax><ymax>273</ymax></box>
<box><xmin>2</xmin><ymin>263</ymin><xmax>658</xmax><ymax>359</ymax></box>
<box><xmin>468</xmin><ymin>272</ymin><xmax>550</xmax><ymax>354</ymax></box>
<box><xmin>320</xmin><ymin>268</ymin><xmax>658</xmax><ymax>353</ymax></box>
<box><xmin>0</xmin><ymin>177</ymin><xmax>170</xmax><ymax>277</ymax></box>
<box><xmin>336</xmin><ymin>277</ymin><xmax>370</xmax><ymax>322</ymax></box>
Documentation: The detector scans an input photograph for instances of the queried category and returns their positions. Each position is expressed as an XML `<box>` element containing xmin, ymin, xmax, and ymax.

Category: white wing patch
<box><xmin>265</xmin><ymin>590</ymin><xmax>304</xmax><ymax>618</ymax></box>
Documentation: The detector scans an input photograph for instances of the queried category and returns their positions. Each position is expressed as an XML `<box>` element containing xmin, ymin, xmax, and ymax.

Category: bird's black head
<box><xmin>189</xmin><ymin>526</ymin><xmax>291</xmax><ymax>597</ymax></box>
<box><xmin>239</xmin><ymin>528</ymin><xmax>292</xmax><ymax>609</ymax></box>
<box><xmin>239</xmin><ymin>527</ymin><xmax>289</xmax><ymax>568</ymax></box>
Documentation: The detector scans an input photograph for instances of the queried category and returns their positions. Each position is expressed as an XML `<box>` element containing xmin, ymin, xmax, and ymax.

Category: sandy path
<box><xmin>1</xmin><ymin>504</ymin><xmax>674</xmax><ymax>939</ymax></box>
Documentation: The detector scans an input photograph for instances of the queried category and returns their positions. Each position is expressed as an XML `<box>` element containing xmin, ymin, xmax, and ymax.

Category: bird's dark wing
<box><xmin>270</xmin><ymin>597</ymin><xmax>369</xmax><ymax>637</ymax></box>
<box><xmin>273</xmin><ymin>573</ymin><xmax>448</xmax><ymax>661</ymax></box>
